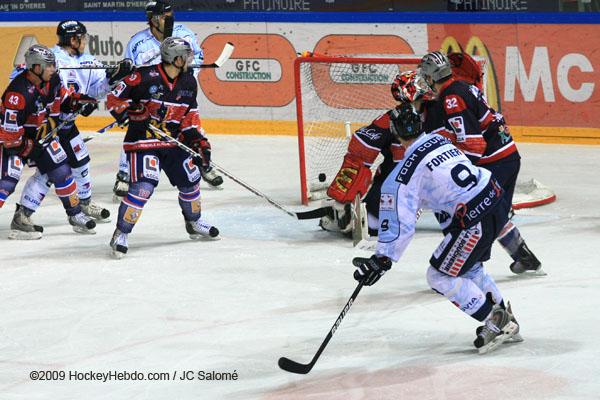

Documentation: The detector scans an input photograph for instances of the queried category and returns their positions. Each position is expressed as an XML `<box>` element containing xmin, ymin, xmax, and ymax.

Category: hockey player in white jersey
<box><xmin>352</xmin><ymin>103</ymin><xmax>522</xmax><ymax>354</ymax></box>
<box><xmin>112</xmin><ymin>0</ymin><xmax>223</xmax><ymax>200</ymax></box>
<box><xmin>9</xmin><ymin>20</ymin><xmax>134</xmax><ymax>238</ymax></box>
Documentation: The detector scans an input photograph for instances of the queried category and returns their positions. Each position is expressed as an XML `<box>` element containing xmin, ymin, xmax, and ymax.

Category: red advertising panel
<box><xmin>428</xmin><ymin>24</ymin><xmax>600</xmax><ymax>139</ymax></box>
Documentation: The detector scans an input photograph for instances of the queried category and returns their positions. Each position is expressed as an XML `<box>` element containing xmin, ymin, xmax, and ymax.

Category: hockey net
<box><xmin>294</xmin><ymin>55</ymin><xmax>421</xmax><ymax>205</ymax></box>
<box><xmin>294</xmin><ymin>54</ymin><xmax>556</xmax><ymax>208</ymax></box>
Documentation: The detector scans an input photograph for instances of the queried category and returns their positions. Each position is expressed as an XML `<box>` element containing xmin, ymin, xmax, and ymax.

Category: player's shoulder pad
<box><xmin>123</xmin><ymin>69</ymin><xmax>144</xmax><ymax>86</ymax></box>
<box><xmin>372</xmin><ymin>111</ymin><xmax>391</xmax><ymax>129</ymax></box>
<box><xmin>441</xmin><ymin>81</ymin><xmax>472</xmax><ymax>114</ymax></box>
<box><xmin>174</xmin><ymin>23</ymin><xmax>195</xmax><ymax>36</ymax></box>
<box><xmin>3</xmin><ymin>91</ymin><xmax>27</xmax><ymax>110</ymax></box>
<box><xmin>128</xmin><ymin>28</ymin><xmax>153</xmax><ymax>54</ymax></box>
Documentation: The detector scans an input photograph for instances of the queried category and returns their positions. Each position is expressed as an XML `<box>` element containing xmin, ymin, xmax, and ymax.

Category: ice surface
<box><xmin>1</xmin><ymin>133</ymin><xmax>599</xmax><ymax>399</ymax></box>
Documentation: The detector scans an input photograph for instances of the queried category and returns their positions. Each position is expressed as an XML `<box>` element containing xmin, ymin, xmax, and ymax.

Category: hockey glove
<box><xmin>107</xmin><ymin>58</ymin><xmax>135</xmax><ymax>86</ymax></box>
<box><xmin>62</xmin><ymin>93</ymin><xmax>98</xmax><ymax>116</ymax></box>
<box><xmin>4</xmin><ymin>137</ymin><xmax>44</xmax><ymax>160</ymax></box>
<box><xmin>180</xmin><ymin>129</ymin><xmax>211</xmax><ymax>168</ymax></box>
<box><xmin>327</xmin><ymin>153</ymin><xmax>372</xmax><ymax>204</ymax></box>
<box><xmin>127</xmin><ymin>103</ymin><xmax>151</xmax><ymax>130</ymax></box>
<box><xmin>352</xmin><ymin>255</ymin><xmax>392</xmax><ymax>286</ymax></box>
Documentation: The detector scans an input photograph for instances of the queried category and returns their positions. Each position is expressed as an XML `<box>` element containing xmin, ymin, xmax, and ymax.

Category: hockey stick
<box><xmin>279</xmin><ymin>279</ymin><xmax>365</xmax><ymax>374</ymax></box>
<box><xmin>38</xmin><ymin>110</ymin><xmax>84</xmax><ymax>146</ymax></box>
<box><xmin>60</xmin><ymin>42</ymin><xmax>235</xmax><ymax>70</ymax></box>
<box><xmin>146</xmin><ymin>124</ymin><xmax>311</xmax><ymax>219</ymax></box>
<box><xmin>83</xmin><ymin>119</ymin><xmax>126</xmax><ymax>143</ymax></box>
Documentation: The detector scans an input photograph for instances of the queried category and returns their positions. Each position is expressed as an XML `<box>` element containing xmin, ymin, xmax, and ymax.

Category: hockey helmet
<box><xmin>391</xmin><ymin>70</ymin><xmax>434</xmax><ymax>103</ymax></box>
<box><xmin>448</xmin><ymin>52</ymin><xmax>484</xmax><ymax>90</ymax></box>
<box><xmin>25</xmin><ymin>44</ymin><xmax>56</xmax><ymax>70</ymax></box>
<box><xmin>160</xmin><ymin>37</ymin><xmax>193</xmax><ymax>65</ymax></box>
<box><xmin>57</xmin><ymin>20</ymin><xmax>88</xmax><ymax>46</ymax></box>
<box><xmin>389</xmin><ymin>102</ymin><xmax>422</xmax><ymax>140</ymax></box>
<box><xmin>418</xmin><ymin>51</ymin><xmax>452</xmax><ymax>84</ymax></box>
<box><xmin>146</xmin><ymin>0</ymin><xmax>173</xmax><ymax>18</ymax></box>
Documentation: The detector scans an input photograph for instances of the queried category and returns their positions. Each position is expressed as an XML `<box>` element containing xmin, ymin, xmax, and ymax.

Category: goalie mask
<box><xmin>389</xmin><ymin>103</ymin><xmax>422</xmax><ymax>140</ymax></box>
<box><xmin>160</xmin><ymin>37</ymin><xmax>193</xmax><ymax>67</ymax></box>
<box><xmin>391</xmin><ymin>71</ymin><xmax>434</xmax><ymax>103</ymax></box>
<box><xmin>418</xmin><ymin>51</ymin><xmax>452</xmax><ymax>85</ymax></box>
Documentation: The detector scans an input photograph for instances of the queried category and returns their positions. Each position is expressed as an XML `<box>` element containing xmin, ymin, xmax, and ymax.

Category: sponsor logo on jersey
<box><xmin>448</xmin><ymin>116</ymin><xmax>466</xmax><ymax>142</ymax></box>
<box><xmin>356</xmin><ymin>127</ymin><xmax>382</xmax><ymax>141</ymax></box>
<box><xmin>380</xmin><ymin>193</ymin><xmax>395</xmax><ymax>211</ymax></box>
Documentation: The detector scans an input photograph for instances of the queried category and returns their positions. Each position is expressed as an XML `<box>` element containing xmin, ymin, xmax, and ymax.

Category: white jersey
<box><xmin>52</xmin><ymin>46</ymin><xmax>110</xmax><ymax>100</ymax></box>
<box><xmin>376</xmin><ymin>133</ymin><xmax>502</xmax><ymax>262</ymax></box>
<box><xmin>125</xmin><ymin>24</ymin><xmax>204</xmax><ymax>70</ymax></box>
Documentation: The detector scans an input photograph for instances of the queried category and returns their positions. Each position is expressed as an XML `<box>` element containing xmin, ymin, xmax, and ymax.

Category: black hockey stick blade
<box><xmin>163</xmin><ymin>15</ymin><xmax>174</xmax><ymax>38</ymax></box>
<box><xmin>294</xmin><ymin>206</ymin><xmax>332</xmax><ymax>220</ymax></box>
<box><xmin>278</xmin><ymin>357</ymin><xmax>314</xmax><ymax>374</ymax></box>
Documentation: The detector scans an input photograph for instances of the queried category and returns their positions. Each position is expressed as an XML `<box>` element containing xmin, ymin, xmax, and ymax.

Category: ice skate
<box><xmin>109</xmin><ymin>229</ymin><xmax>128</xmax><ymax>259</ymax></box>
<box><xmin>68</xmin><ymin>212</ymin><xmax>96</xmax><ymax>234</ymax></box>
<box><xmin>8</xmin><ymin>204</ymin><xmax>43</xmax><ymax>240</ymax></box>
<box><xmin>510</xmin><ymin>242</ymin><xmax>546</xmax><ymax>275</ymax></box>
<box><xmin>185</xmin><ymin>218</ymin><xmax>220</xmax><ymax>240</ymax></box>
<box><xmin>201</xmin><ymin>166</ymin><xmax>223</xmax><ymax>188</ymax></box>
<box><xmin>112</xmin><ymin>171</ymin><xmax>129</xmax><ymax>202</ymax></box>
<box><xmin>474</xmin><ymin>302</ymin><xmax>521</xmax><ymax>354</ymax></box>
<box><xmin>80</xmin><ymin>198</ymin><xmax>111</xmax><ymax>222</ymax></box>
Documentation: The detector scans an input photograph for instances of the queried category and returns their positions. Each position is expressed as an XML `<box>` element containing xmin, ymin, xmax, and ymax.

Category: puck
<box><xmin>318</xmin><ymin>173</ymin><xmax>326</xmax><ymax>182</ymax></box>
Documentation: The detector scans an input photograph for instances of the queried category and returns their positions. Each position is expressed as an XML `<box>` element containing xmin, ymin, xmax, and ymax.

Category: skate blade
<box><xmin>189</xmin><ymin>233</ymin><xmax>221</xmax><ymax>241</ymax></box>
<box><xmin>93</xmin><ymin>217</ymin><xmax>112</xmax><ymax>224</ymax></box>
<box><xmin>8</xmin><ymin>230</ymin><xmax>42</xmax><ymax>240</ymax></box>
<box><xmin>478</xmin><ymin>322</ymin><xmax>520</xmax><ymax>354</ymax></box>
<box><xmin>110</xmin><ymin>249</ymin><xmax>125</xmax><ymax>259</ymax></box>
<box><xmin>72</xmin><ymin>226</ymin><xmax>96</xmax><ymax>235</ymax></box>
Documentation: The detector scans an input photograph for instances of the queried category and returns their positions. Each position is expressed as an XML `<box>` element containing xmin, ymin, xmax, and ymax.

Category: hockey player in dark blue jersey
<box><xmin>106</xmin><ymin>37</ymin><xmax>219</xmax><ymax>258</ymax></box>
<box><xmin>415</xmin><ymin>51</ymin><xmax>543</xmax><ymax>275</ymax></box>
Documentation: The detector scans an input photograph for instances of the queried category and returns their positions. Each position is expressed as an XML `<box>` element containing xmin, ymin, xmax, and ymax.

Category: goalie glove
<box><xmin>327</xmin><ymin>153</ymin><xmax>372</xmax><ymax>204</ymax></box>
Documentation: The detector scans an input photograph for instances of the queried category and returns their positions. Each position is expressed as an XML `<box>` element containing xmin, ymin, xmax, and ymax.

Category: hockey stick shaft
<box><xmin>38</xmin><ymin>110</ymin><xmax>83</xmax><ymax>146</ymax></box>
<box><xmin>146</xmin><ymin>124</ymin><xmax>296</xmax><ymax>218</ymax></box>
<box><xmin>278</xmin><ymin>280</ymin><xmax>365</xmax><ymax>374</ymax></box>
<box><xmin>83</xmin><ymin>119</ymin><xmax>125</xmax><ymax>143</ymax></box>
<box><xmin>60</xmin><ymin>43</ymin><xmax>235</xmax><ymax>70</ymax></box>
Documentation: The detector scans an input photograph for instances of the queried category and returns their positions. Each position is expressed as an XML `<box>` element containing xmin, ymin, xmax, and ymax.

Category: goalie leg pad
<box><xmin>326</xmin><ymin>153</ymin><xmax>372</xmax><ymax>203</ymax></box>
<box><xmin>116</xmin><ymin>181</ymin><xmax>154</xmax><ymax>234</ymax></box>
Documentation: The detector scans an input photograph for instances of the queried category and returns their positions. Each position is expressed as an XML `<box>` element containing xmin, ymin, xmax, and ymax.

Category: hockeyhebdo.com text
<box><xmin>29</xmin><ymin>369</ymin><xmax>239</xmax><ymax>382</ymax></box>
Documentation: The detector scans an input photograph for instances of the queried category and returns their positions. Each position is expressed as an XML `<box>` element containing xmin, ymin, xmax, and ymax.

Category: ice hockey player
<box><xmin>106</xmin><ymin>37</ymin><xmax>219</xmax><ymax>258</ymax></box>
<box><xmin>0</xmin><ymin>45</ymin><xmax>96</xmax><ymax>238</ymax></box>
<box><xmin>319</xmin><ymin>71</ymin><xmax>433</xmax><ymax>238</ymax></box>
<box><xmin>352</xmin><ymin>102</ymin><xmax>522</xmax><ymax>354</ymax></box>
<box><xmin>7</xmin><ymin>21</ymin><xmax>135</xmax><ymax>238</ymax></box>
<box><xmin>416</xmin><ymin>51</ymin><xmax>543</xmax><ymax>275</ymax></box>
<box><xmin>112</xmin><ymin>0</ymin><xmax>223</xmax><ymax>201</ymax></box>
